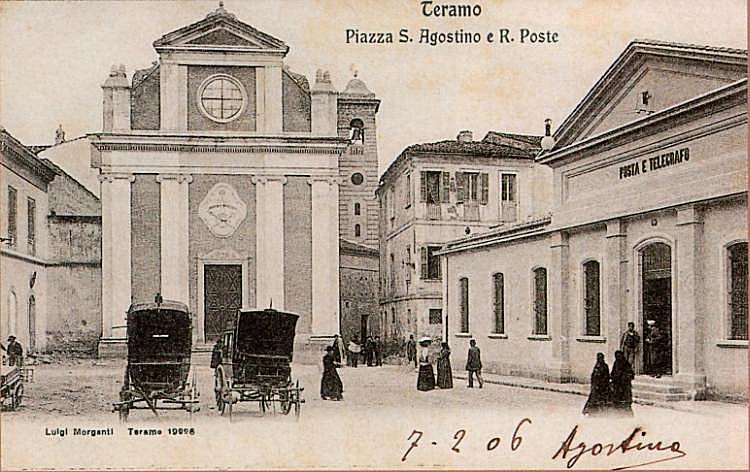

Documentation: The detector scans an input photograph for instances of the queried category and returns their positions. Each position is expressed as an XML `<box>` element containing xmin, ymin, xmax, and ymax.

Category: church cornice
<box><xmin>88</xmin><ymin>133</ymin><xmax>350</xmax><ymax>155</ymax></box>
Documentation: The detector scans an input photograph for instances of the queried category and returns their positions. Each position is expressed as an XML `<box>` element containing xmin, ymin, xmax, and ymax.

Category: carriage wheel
<box><xmin>294</xmin><ymin>380</ymin><xmax>301</xmax><ymax>421</ymax></box>
<box><xmin>228</xmin><ymin>396</ymin><xmax>233</xmax><ymax>422</ymax></box>
<box><xmin>259</xmin><ymin>393</ymin><xmax>266</xmax><ymax>415</ymax></box>
<box><xmin>118</xmin><ymin>405</ymin><xmax>130</xmax><ymax>422</ymax></box>
<box><xmin>216</xmin><ymin>370</ymin><xmax>227</xmax><ymax>416</ymax></box>
<box><xmin>11</xmin><ymin>384</ymin><xmax>24</xmax><ymax>410</ymax></box>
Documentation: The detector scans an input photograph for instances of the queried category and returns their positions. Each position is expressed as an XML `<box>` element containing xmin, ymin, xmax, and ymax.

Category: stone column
<box><xmin>675</xmin><ymin>204</ymin><xmax>706</xmax><ymax>396</ymax></box>
<box><xmin>253</xmin><ymin>175</ymin><xmax>286</xmax><ymax>309</ymax></box>
<box><xmin>309</xmin><ymin>177</ymin><xmax>341</xmax><ymax>335</ymax></box>
<box><xmin>604</xmin><ymin>218</ymin><xmax>627</xmax><ymax>359</ymax></box>
<box><xmin>99</xmin><ymin>173</ymin><xmax>134</xmax><ymax>343</ymax></box>
<box><xmin>157</xmin><ymin>174</ymin><xmax>192</xmax><ymax>304</ymax></box>
<box><xmin>547</xmin><ymin>230</ymin><xmax>571</xmax><ymax>382</ymax></box>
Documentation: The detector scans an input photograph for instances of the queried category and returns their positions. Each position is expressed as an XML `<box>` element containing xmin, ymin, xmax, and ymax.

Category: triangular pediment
<box><xmin>553</xmin><ymin>40</ymin><xmax>747</xmax><ymax>147</ymax></box>
<box><xmin>153</xmin><ymin>7</ymin><xmax>288</xmax><ymax>55</ymax></box>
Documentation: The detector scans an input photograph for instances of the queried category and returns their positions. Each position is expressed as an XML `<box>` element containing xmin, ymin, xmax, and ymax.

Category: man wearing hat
<box><xmin>619</xmin><ymin>322</ymin><xmax>640</xmax><ymax>372</ymax></box>
<box><xmin>465</xmin><ymin>339</ymin><xmax>483</xmax><ymax>388</ymax></box>
<box><xmin>1</xmin><ymin>336</ymin><xmax>24</xmax><ymax>367</ymax></box>
<box><xmin>644</xmin><ymin>320</ymin><xmax>666</xmax><ymax>377</ymax></box>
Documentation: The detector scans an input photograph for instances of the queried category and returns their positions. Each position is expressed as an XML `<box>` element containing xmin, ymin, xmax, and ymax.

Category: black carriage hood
<box><xmin>233</xmin><ymin>309</ymin><xmax>299</xmax><ymax>360</ymax></box>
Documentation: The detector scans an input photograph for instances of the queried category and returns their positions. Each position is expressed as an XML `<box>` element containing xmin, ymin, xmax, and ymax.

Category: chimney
<box><xmin>541</xmin><ymin>118</ymin><xmax>555</xmax><ymax>151</ymax></box>
<box><xmin>101</xmin><ymin>64</ymin><xmax>131</xmax><ymax>132</ymax></box>
<box><xmin>311</xmin><ymin>69</ymin><xmax>338</xmax><ymax>136</ymax></box>
<box><xmin>457</xmin><ymin>130</ymin><xmax>473</xmax><ymax>143</ymax></box>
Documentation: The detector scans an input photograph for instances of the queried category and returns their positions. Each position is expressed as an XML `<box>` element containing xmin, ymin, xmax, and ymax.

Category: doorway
<box><xmin>641</xmin><ymin>242</ymin><xmax>672</xmax><ymax>376</ymax></box>
<box><xmin>360</xmin><ymin>314</ymin><xmax>369</xmax><ymax>343</ymax></box>
<box><xmin>204</xmin><ymin>264</ymin><xmax>242</xmax><ymax>342</ymax></box>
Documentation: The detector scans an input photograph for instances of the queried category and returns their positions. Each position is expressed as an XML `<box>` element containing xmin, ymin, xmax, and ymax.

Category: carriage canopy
<box><xmin>231</xmin><ymin>309</ymin><xmax>299</xmax><ymax>360</ymax></box>
<box><xmin>127</xmin><ymin>301</ymin><xmax>192</xmax><ymax>359</ymax></box>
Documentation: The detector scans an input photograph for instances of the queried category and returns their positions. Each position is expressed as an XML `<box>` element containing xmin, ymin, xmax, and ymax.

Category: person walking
<box><xmin>332</xmin><ymin>334</ymin><xmax>346</xmax><ymax>366</ymax></box>
<box><xmin>619</xmin><ymin>322</ymin><xmax>640</xmax><ymax>372</ymax></box>
<box><xmin>1</xmin><ymin>336</ymin><xmax>23</xmax><ymax>367</ymax></box>
<box><xmin>465</xmin><ymin>339</ymin><xmax>483</xmax><ymax>388</ymax></box>
<box><xmin>436</xmin><ymin>342</ymin><xmax>453</xmax><ymax>389</ymax></box>
<box><xmin>610</xmin><ymin>350</ymin><xmax>635</xmax><ymax>416</ymax></box>
<box><xmin>365</xmin><ymin>336</ymin><xmax>375</xmax><ymax>366</ymax></box>
<box><xmin>582</xmin><ymin>352</ymin><xmax>610</xmax><ymax>416</ymax></box>
<box><xmin>320</xmin><ymin>346</ymin><xmax>343</xmax><ymax>401</ymax></box>
<box><xmin>406</xmin><ymin>335</ymin><xmax>417</xmax><ymax>368</ymax></box>
<box><xmin>348</xmin><ymin>336</ymin><xmax>361</xmax><ymax>368</ymax></box>
<box><xmin>416</xmin><ymin>337</ymin><xmax>435</xmax><ymax>391</ymax></box>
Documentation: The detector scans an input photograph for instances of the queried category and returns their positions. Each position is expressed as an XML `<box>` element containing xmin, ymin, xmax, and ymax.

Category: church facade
<box><xmin>86</xmin><ymin>5</ymin><xmax>379</xmax><ymax>355</ymax></box>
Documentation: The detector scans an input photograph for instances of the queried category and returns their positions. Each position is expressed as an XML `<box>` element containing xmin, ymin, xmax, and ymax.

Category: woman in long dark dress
<box><xmin>321</xmin><ymin>346</ymin><xmax>343</xmax><ymax>400</ymax></box>
<box><xmin>610</xmin><ymin>350</ymin><xmax>635</xmax><ymax>416</ymax></box>
<box><xmin>582</xmin><ymin>352</ymin><xmax>610</xmax><ymax>416</ymax></box>
<box><xmin>436</xmin><ymin>342</ymin><xmax>453</xmax><ymax>389</ymax></box>
<box><xmin>416</xmin><ymin>338</ymin><xmax>435</xmax><ymax>391</ymax></box>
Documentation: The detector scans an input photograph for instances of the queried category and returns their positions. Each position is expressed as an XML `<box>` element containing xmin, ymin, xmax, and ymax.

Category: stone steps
<box><xmin>632</xmin><ymin>375</ymin><xmax>694</xmax><ymax>402</ymax></box>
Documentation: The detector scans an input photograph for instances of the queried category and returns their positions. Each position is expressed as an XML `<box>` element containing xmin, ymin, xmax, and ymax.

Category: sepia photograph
<box><xmin>0</xmin><ymin>0</ymin><xmax>747</xmax><ymax>469</ymax></box>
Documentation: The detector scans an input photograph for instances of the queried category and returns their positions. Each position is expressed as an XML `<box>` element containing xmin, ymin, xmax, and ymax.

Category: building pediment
<box><xmin>550</xmin><ymin>40</ymin><xmax>747</xmax><ymax>149</ymax></box>
<box><xmin>153</xmin><ymin>5</ymin><xmax>288</xmax><ymax>55</ymax></box>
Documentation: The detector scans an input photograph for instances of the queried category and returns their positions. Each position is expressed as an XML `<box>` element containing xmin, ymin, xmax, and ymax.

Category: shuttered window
<box><xmin>533</xmin><ymin>268</ymin><xmax>548</xmax><ymax>335</ymax></box>
<box><xmin>420</xmin><ymin>246</ymin><xmax>441</xmax><ymax>280</ymax></box>
<box><xmin>420</xmin><ymin>171</ymin><xmax>443</xmax><ymax>204</ymax></box>
<box><xmin>501</xmin><ymin>173</ymin><xmax>517</xmax><ymax>223</ymax></box>
<box><xmin>583</xmin><ymin>261</ymin><xmax>601</xmax><ymax>336</ymax></box>
<box><xmin>7</xmin><ymin>186</ymin><xmax>17</xmax><ymax>246</ymax></box>
<box><xmin>493</xmin><ymin>273</ymin><xmax>505</xmax><ymax>334</ymax></box>
<box><xmin>729</xmin><ymin>242</ymin><xmax>748</xmax><ymax>340</ymax></box>
<box><xmin>459</xmin><ymin>277</ymin><xmax>469</xmax><ymax>333</ymax></box>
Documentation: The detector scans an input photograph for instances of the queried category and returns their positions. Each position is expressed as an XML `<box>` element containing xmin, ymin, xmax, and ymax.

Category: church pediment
<box><xmin>153</xmin><ymin>5</ymin><xmax>288</xmax><ymax>55</ymax></box>
<box><xmin>553</xmin><ymin>40</ymin><xmax>747</xmax><ymax>147</ymax></box>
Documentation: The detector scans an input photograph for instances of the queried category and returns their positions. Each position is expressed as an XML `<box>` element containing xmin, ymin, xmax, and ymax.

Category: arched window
<box><xmin>354</xmin><ymin>224</ymin><xmax>361</xmax><ymax>237</ymax></box>
<box><xmin>354</xmin><ymin>202</ymin><xmax>361</xmax><ymax>216</ymax></box>
<box><xmin>533</xmin><ymin>268</ymin><xmax>548</xmax><ymax>335</ymax></box>
<box><xmin>728</xmin><ymin>242</ymin><xmax>748</xmax><ymax>340</ymax></box>
<box><xmin>459</xmin><ymin>277</ymin><xmax>469</xmax><ymax>333</ymax></box>
<box><xmin>583</xmin><ymin>261</ymin><xmax>601</xmax><ymax>336</ymax></box>
<box><xmin>349</xmin><ymin>118</ymin><xmax>365</xmax><ymax>144</ymax></box>
<box><xmin>492</xmin><ymin>273</ymin><xmax>504</xmax><ymax>334</ymax></box>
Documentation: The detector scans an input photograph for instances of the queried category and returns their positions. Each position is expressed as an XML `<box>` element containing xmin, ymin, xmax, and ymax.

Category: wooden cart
<box><xmin>214</xmin><ymin>308</ymin><xmax>304</xmax><ymax>420</ymax></box>
<box><xmin>113</xmin><ymin>300</ymin><xmax>200</xmax><ymax>421</ymax></box>
<box><xmin>1</xmin><ymin>364</ymin><xmax>23</xmax><ymax>410</ymax></box>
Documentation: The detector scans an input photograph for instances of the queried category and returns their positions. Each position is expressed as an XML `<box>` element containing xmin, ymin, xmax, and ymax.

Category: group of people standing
<box><xmin>412</xmin><ymin>336</ymin><xmax>485</xmax><ymax>392</ymax></box>
<box><xmin>345</xmin><ymin>335</ymin><xmax>383</xmax><ymax>367</ymax></box>
<box><xmin>582</xmin><ymin>350</ymin><xmax>636</xmax><ymax>416</ymax></box>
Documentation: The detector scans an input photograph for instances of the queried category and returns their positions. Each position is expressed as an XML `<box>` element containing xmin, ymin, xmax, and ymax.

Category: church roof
<box><xmin>152</xmin><ymin>3</ymin><xmax>288</xmax><ymax>55</ymax></box>
<box><xmin>342</xmin><ymin>77</ymin><xmax>374</xmax><ymax>97</ymax></box>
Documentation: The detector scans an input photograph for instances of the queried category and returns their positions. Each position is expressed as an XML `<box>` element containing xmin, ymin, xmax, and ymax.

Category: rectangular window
<box><xmin>493</xmin><ymin>273</ymin><xmax>505</xmax><ymax>334</ymax></box>
<box><xmin>466</xmin><ymin>172</ymin><xmax>479</xmax><ymax>202</ymax></box>
<box><xmin>729</xmin><ymin>242</ymin><xmax>748</xmax><ymax>340</ymax></box>
<box><xmin>405</xmin><ymin>174</ymin><xmax>411</xmax><ymax>207</ymax></box>
<box><xmin>420</xmin><ymin>246</ymin><xmax>442</xmax><ymax>280</ymax></box>
<box><xmin>533</xmin><ymin>268</ymin><xmax>548</xmax><ymax>335</ymax></box>
<box><xmin>429</xmin><ymin>308</ymin><xmax>442</xmax><ymax>325</ymax></box>
<box><xmin>584</xmin><ymin>261</ymin><xmax>601</xmax><ymax>336</ymax></box>
<box><xmin>501</xmin><ymin>173</ymin><xmax>518</xmax><ymax>223</ymax></box>
<box><xmin>27</xmin><ymin>197</ymin><xmax>36</xmax><ymax>256</ymax></box>
<box><xmin>7</xmin><ymin>186</ymin><xmax>17</xmax><ymax>246</ymax></box>
<box><xmin>459</xmin><ymin>277</ymin><xmax>469</xmax><ymax>332</ymax></box>
<box><xmin>421</xmin><ymin>171</ymin><xmax>442</xmax><ymax>204</ymax></box>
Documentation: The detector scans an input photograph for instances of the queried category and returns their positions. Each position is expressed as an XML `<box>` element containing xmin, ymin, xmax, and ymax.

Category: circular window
<box><xmin>198</xmin><ymin>74</ymin><xmax>247</xmax><ymax>123</ymax></box>
<box><xmin>351</xmin><ymin>172</ymin><xmax>364</xmax><ymax>185</ymax></box>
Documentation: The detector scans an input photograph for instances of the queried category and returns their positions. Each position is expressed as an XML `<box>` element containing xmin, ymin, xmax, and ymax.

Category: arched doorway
<box><xmin>640</xmin><ymin>242</ymin><xmax>672</xmax><ymax>376</ymax></box>
<box><xmin>28</xmin><ymin>295</ymin><xmax>36</xmax><ymax>353</ymax></box>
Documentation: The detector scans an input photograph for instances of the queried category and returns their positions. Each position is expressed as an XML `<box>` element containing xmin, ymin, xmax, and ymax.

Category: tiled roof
<box><xmin>482</xmin><ymin>131</ymin><xmax>542</xmax><ymax>152</ymax></box>
<box><xmin>283</xmin><ymin>68</ymin><xmax>310</xmax><ymax>93</ymax></box>
<box><xmin>340</xmin><ymin>238</ymin><xmax>378</xmax><ymax>256</ymax></box>
<box><xmin>632</xmin><ymin>38</ymin><xmax>747</xmax><ymax>56</ymax></box>
<box><xmin>403</xmin><ymin>139</ymin><xmax>536</xmax><ymax>159</ymax></box>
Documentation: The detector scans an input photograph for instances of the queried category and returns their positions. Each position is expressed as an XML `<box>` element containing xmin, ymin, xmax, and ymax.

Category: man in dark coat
<box><xmin>465</xmin><ymin>339</ymin><xmax>483</xmax><ymax>388</ymax></box>
<box><xmin>645</xmin><ymin>320</ymin><xmax>667</xmax><ymax>377</ymax></box>
<box><xmin>406</xmin><ymin>335</ymin><xmax>417</xmax><ymax>368</ymax></box>
<box><xmin>1</xmin><ymin>336</ymin><xmax>23</xmax><ymax>367</ymax></box>
<box><xmin>210</xmin><ymin>338</ymin><xmax>224</xmax><ymax>369</ymax></box>
<box><xmin>374</xmin><ymin>336</ymin><xmax>383</xmax><ymax>366</ymax></box>
<box><xmin>320</xmin><ymin>346</ymin><xmax>343</xmax><ymax>400</ymax></box>
<box><xmin>582</xmin><ymin>352</ymin><xmax>610</xmax><ymax>416</ymax></box>
<box><xmin>610</xmin><ymin>350</ymin><xmax>635</xmax><ymax>416</ymax></box>
<box><xmin>620</xmin><ymin>322</ymin><xmax>640</xmax><ymax>372</ymax></box>
<box><xmin>365</xmin><ymin>336</ymin><xmax>376</xmax><ymax>366</ymax></box>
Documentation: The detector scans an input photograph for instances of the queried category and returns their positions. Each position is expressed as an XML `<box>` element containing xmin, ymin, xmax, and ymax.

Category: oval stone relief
<box><xmin>198</xmin><ymin>183</ymin><xmax>247</xmax><ymax>238</ymax></box>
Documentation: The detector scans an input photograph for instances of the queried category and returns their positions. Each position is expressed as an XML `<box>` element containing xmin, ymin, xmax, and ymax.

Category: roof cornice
<box><xmin>537</xmin><ymin>78</ymin><xmax>747</xmax><ymax>166</ymax></box>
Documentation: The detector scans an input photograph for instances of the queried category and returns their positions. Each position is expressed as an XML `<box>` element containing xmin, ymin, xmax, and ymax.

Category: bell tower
<box><xmin>337</xmin><ymin>73</ymin><xmax>380</xmax><ymax>247</ymax></box>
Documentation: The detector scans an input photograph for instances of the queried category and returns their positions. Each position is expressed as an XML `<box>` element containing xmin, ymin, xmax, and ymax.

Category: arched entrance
<box><xmin>640</xmin><ymin>242</ymin><xmax>672</xmax><ymax>376</ymax></box>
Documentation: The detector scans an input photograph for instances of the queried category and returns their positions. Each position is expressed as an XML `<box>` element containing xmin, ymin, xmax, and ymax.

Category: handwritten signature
<box><xmin>552</xmin><ymin>424</ymin><xmax>687</xmax><ymax>469</ymax></box>
<box><xmin>401</xmin><ymin>419</ymin><xmax>687</xmax><ymax>469</ymax></box>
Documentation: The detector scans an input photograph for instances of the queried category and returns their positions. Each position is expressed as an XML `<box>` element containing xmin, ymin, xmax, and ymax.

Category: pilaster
<box><xmin>157</xmin><ymin>174</ymin><xmax>192</xmax><ymax>304</ymax></box>
<box><xmin>604</xmin><ymin>218</ymin><xmax>627</xmax><ymax>360</ymax></box>
<box><xmin>264</xmin><ymin>65</ymin><xmax>283</xmax><ymax>133</ymax></box>
<box><xmin>160</xmin><ymin>62</ymin><xmax>187</xmax><ymax>132</ymax></box>
<box><xmin>675</xmin><ymin>204</ymin><xmax>706</xmax><ymax>396</ymax></box>
<box><xmin>99</xmin><ymin>173</ymin><xmax>134</xmax><ymax>343</ymax></box>
<box><xmin>253</xmin><ymin>175</ymin><xmax>287</xmax><ymax>309</ymax></box>
<box><xmin>309</xmin><ymin>177</ymin><xmax>341</xmax><ymax>335</ymax></box>
<box><xmin>547</xmin><ymin>230</ymin><xmax>571</xmax><ymax>382</ymax></box>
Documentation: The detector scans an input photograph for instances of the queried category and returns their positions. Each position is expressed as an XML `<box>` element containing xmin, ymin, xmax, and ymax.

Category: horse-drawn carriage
<box><xmin>113</xmin><ymin>300</ymin><xmax>199</xmax><ymax>421</ymax></box>
<box><xmin>213</xmin><ymin>308</ymin><xmax>304</xmax><ymax>419</ymax></box>
<box><xmin>1</xmin><ymin>364</ymin><xmax>23</xmax><ymax>410</ymax></box>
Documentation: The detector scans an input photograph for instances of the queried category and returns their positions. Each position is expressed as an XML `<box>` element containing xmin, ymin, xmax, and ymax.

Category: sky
<box><xmin>0</xmin><ymin>0</ymin><xmax>746</xmax><ymax>174</ymax></box>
